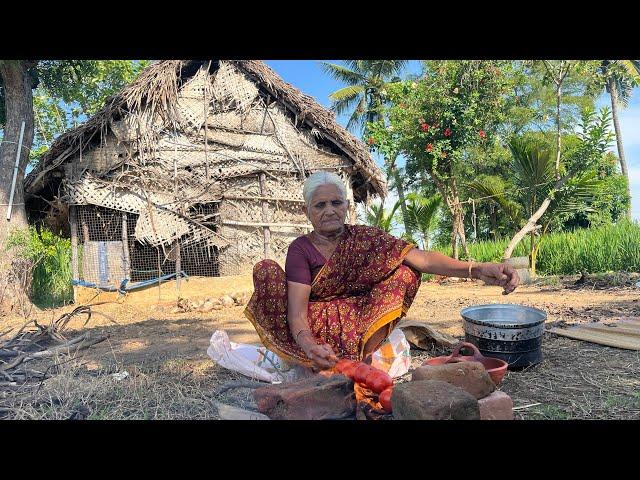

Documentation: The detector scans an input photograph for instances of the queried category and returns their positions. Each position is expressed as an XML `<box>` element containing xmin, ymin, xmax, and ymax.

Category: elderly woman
<box><xmin>244</xmin><ymin>171</ymin><xmax>519</xmax><ymax>371</ymax></box>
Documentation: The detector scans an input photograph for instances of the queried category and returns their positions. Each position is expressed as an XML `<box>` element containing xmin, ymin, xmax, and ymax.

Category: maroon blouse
<box><xmin>285</xmin><ymin>235</ymin><xmax>327</xmax><ymax>285</ymax></box>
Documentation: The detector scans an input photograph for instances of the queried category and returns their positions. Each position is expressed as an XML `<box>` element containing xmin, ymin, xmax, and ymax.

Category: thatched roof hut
<box><xmin>25</xmin><ymin>60</ymin><xmax>385</xmax><ymax>290</ymax></box>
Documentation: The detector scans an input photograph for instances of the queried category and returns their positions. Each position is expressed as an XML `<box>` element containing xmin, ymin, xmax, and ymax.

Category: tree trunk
<box><xmin>0</xmin><ymin>60</ymin><xmax>36</xmax><ymax>314</ymax></box>
<box><xmin>450</xmin><ymin>178</ymin><xmax>469</xmax><ymax>259</ymax></box>
<box><xmin>503</xmin><ymin>174</ymin><xmax>571</xmax><ymax>260</ymax></box>
<box><xmin>392</xmin><ymin>166</ymin><xmax>412</xmax><ymax>237</ymax></box>
<box><xmin>386</xmin><ymin>153</ymin><xmax>412</xmax><ymax>237</ymax></box>
<box><xmin>608</xmin><ymin>78</ymin><xmax>632</xmax><ymax>219</ymax></box>
<box><xmin>490</xmin><ymin>204</ymin><xmax>497</xmax><ymax>241</ymax></box>
<box><xmin>555</xmin><ymin>82</ymin><xmax>562</xmax><ymax>180</ymax></box>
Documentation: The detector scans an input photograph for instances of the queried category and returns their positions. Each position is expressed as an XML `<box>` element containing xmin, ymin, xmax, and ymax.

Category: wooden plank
<box><xmin>549</xmin><ymin>327</ymin><xmax>640</xmax><ymax>350</ymax></box>
<box><xmin>580</xmin><ymin>324</ymin><xmax>640</xmax><ymax>337</ymax></box>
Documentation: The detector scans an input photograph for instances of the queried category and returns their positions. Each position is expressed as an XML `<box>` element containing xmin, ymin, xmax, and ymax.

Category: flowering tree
<box><xmin>368</xmin><ymin>61</ymin><xmax>512</xmax><ymax>258</ymax></box>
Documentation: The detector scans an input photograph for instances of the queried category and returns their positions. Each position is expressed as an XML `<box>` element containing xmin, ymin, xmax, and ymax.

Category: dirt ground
<box><xmin>1</xmin><ymin>274</ymin><xmax>639</xmax><ymax>420</ymax></box>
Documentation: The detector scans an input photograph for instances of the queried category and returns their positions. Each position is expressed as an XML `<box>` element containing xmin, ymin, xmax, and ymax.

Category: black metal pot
<box><xmin>460</xmin><ymin>304</ymin><xmax>547</xmax><ymax>370</ymax></box>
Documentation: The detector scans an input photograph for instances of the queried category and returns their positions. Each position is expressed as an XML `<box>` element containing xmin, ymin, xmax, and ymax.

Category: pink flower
<box><xmin>426</xmin><ymin>143</ymin><xmax>433</xmax><ymax>152</ymax></box>
<box><xmin>479</xmin><ymin>130</ymin><xmax>486</xmax><ymax>138</ymax></box>
<box><xmin>444</xmin><ymin>127</ymin><xmax>452</xmax><ymax>137</ymax></box>
<box><xmin>421</xmin><ymin>123</ymin><xmax>430</xmax><ymax>132</ymax></box>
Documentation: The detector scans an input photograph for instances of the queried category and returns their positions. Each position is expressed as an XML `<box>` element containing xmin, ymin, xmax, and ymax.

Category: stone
<box><xmin>231</xmin><ymin>291</ymin><xmax>251</xmax><ymax>306</ymax></box>
<box><xmin>220</xmin><ymin>295</ymin><xmax>235</xmax><ymax>307</ymax></box>
<box><xmin>199</xmin><ymin>300</ymin><xmax>215</xmax><ymax>312</ymax></box>
<box><xmin>253</xmin><ymin>374</ymin><xmax>356</xmax><ymax>420</ymax></box>
<box><xmin>392</xmin><ymin>380</ymin><xmax>480</xmax><ymax>420</ymax></box>
<box><xmin>478</xmin><ymin>390</ymin><xmax>514</xmax><ymax>420</ymax></box>
<box><xmin>212</xmin><ymin>304</ymin><xmax>223</xmax><ymax>310</ymax></box>
<box><xmin>412</xmin><ymin>361</ymin><xmax>495</xmax><ymax>399</ymax></box>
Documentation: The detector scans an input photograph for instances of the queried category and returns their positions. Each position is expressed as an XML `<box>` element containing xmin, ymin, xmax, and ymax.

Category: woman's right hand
<box><xmin>298</xmin><ymin>332</ymin><xmax>338</xmax><ymax>370</ymax></box>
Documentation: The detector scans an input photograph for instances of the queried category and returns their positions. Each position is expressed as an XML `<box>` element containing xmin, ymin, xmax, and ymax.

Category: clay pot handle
<box><xmin>450</xmin><ymin>342</ymin><xmax>485</xmax><ymax>361</ymax></box>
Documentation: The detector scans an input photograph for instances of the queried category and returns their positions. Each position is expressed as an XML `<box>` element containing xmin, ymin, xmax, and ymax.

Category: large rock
<box><xmin>478</xmin><ymin>391</ymin><xmax>514</xmax><ymax>420</ymax></box>
<box><xmin>412</xmin><ymin>361</ymin><xmax>495</xmax><ymax>399</ymax></box>
<box><xmin>392</xmin><ymin>380</ymin><xmax>480</xmax><ymax>420</ymax></box>
<box><xmin>253</xmin><ymin>374</ymin><xmax>356</xmax><ymax>420</ymax></box>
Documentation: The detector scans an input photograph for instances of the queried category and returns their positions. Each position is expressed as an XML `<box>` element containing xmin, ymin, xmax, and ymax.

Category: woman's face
<box><xmin>306</xmin><ymin>184</ymin><xmax>349</xmax><ymax>235</ymax></box>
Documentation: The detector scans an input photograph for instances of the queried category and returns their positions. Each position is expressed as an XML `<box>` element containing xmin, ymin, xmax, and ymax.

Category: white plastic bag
<box><xmin>207</xmin><ymin>330</ymin><xmax>302</xmax><ymax>383</ymax></box>
<box><xmin>207</xmin><ymin>327</ymin><xmax>411</xmax><ymax>383</ymax></box>
<box><xmin>371</xmin><ymin>328</ymin><xmax>411</xmax><ymax>378</ymax></box>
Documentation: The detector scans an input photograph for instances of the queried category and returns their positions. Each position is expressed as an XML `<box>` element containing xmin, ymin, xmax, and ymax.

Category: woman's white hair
<box><xmin>302</xmin><ymin>171</ymin><xmax>347</xmax><ymax>208</ymax></box>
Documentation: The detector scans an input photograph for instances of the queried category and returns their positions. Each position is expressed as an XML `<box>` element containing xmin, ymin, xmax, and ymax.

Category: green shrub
<box><xmin>6</xmin><ymin>227</ymin><xmax>73</xmax><ymax>308</ymax></box>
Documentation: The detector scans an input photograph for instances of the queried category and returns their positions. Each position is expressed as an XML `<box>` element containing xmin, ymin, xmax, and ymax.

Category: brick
<box><xmin>478</xmin><ymin>390</ymin><xmax>514</xmax><ymax>420</ymax></box>
<box><xmin>253</xmin><ymin>374</ymin><xmax>356</xmax><ymax>420</ymax></box>
<box><xmin>392</xmin><ymin>380</ymin><xmax>480</xmax><ymax>420</ymax></box>
<box><xmin>412</xmin><ymin>361</ymin><xmax>495</xmax><ymax>399</ymax></box>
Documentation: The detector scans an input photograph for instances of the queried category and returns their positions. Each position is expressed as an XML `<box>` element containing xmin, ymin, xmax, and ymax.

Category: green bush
<box><xmin>6</xmin><ymin>227</ymin><xmax>73</xmax><ymax>308</ymax></box>
<box><xmin>431</xmin><ymin>221</ymin><xmax>640</xmax><ymax>275</ymax></box>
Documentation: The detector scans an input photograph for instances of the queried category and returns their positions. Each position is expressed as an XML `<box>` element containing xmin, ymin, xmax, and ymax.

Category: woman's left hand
<box><xmin>474</xmin><ymin>263</ymin><xmax>520</xmax><ymax>295</ymax></box>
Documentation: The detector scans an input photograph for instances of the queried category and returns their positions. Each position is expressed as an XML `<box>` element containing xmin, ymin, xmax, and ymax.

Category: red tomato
<box><xmin>334</xmin><ymin>359</ymin><xmax>355</xmax><ymax>374</ymax></box>
<box><xmin>366</xmin><ymin>370</ymin><xmax>393</xmax><ymax>394</ymax></box>
<box><xmin>342</xmin><ymin>362</ymin><xmax>358</xmax><ymax>379</ymax></box>
<box><xmin>379</xmin><ymin>387</ymin><xmax>393</xmax><ymax>412</ymax></box>
<box><xmin>353</xmin><ymin>363</ymin><xmax>372</xmax><ymax>385</ymax></box>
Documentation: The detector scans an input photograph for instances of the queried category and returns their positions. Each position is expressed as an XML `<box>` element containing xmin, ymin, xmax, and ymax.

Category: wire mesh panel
<box><xmin>73</xmin><ymin>205</ymin><xmax>227</xmax><ymax>288</ymax></box>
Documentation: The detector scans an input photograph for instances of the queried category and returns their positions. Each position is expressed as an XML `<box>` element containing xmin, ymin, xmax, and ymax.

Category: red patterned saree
<box><xmin>244</xmin><ymin>225</ymin><xmax>420</xmax><ymax>365</ymax></box>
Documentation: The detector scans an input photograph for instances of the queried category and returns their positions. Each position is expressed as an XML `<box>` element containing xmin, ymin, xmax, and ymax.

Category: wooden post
<box><xmin>70</xmin><ymin>205</ymin><xmax>79</xmax><ymax>303</ymax></box>
<box><xmin>81</xmin><ymin>214</ymin><xmax>90</xmax><ymax>244</ymax></box>
<box><xmin>175</xmin><ymin>240</ymin><xmax>181</xmax><ymax>290</ymax></box>
<box><xmin>122</xmin><ymin>212</ymin><xmax>131</xmax><ymax>282</ymax></box>
<box><xmin>258</xmin><ymin>173</ymin><xmax>271</xmax><ymax>259</ymax></box>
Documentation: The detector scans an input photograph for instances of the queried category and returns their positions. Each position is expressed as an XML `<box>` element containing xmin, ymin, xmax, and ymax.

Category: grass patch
<box><xmin>434</xmin><ymin>220</ymin><xmax>640</xmax><ymax>275</ymax></box>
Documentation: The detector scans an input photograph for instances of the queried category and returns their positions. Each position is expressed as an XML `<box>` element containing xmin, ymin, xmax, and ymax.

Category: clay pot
<box><xmin>424</xmin><ymin>342</ymin><xmax>508</xmax><ymax>386</ymax></box>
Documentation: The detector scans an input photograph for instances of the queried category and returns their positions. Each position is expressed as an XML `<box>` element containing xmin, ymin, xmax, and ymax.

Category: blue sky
<box><xmin>265</xmin><ymin>60</ymin><xmax>640</xmax><ymax>221</ymax></box>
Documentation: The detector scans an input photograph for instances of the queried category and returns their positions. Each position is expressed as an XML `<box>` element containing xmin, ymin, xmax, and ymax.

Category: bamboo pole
<box><xmin>122</xmin><ymin>212</ymin><xmax>131</xmax><ymax>282</ymax></box>
<box><xmin>258</xmin><ymin>173</ymin><xmax>271</xmax><ymax>259</ymax></box>
<box><xmin>222</xmin><ymin>195</ymin><xmax>306</xmax><ymax>203</ymax></box>
<box><xmin>222</xmin><ymin>220</ymin><xmax>312</xmax><ymax>229</ymax></box>
<box><xmin>69</xmin><ymin>205</ymin><xmax>79</xmax><ymax>303</ymax></box>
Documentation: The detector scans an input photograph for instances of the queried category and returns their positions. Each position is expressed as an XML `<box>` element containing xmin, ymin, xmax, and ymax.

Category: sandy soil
<box><xmin>2</xmin><ymin>276</ymin><xmax>639</xmax><ymax>419</ymax></box>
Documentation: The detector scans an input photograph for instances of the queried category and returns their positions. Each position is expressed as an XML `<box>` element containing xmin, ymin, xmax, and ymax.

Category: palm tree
<box><xmin>468</xmin><ymin>137</ymin><xmax>601</xmax><ymax>274</ymax></box>
<box><xmin>321</xmin><ymin>61</ymin><xmax>414</xmax><ymax>234</ymax></box>
<box><xmin>403</xmin><ymin>193</ymin><xmax>442</xmax><ymax>250</ymax></box>
<box><xmin>365</xmin><ymin>200</ymin><xmax>402</xmax><ymax>233</ymax></box>
<box><xmin>320</xmin><ymin>60</ymin><xmax>408</xmax><ymax>132</ymax></box>
<box><xmin>598</xmin><ymin>60</ymin><xmax>640</xmax><ymax>218</ymax></box>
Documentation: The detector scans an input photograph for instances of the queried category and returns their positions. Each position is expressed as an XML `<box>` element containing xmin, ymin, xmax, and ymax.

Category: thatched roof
<box><xmin>24</xmin><ymin>60</ymin><xmax>386</xmax><ymax>201</ymax></box>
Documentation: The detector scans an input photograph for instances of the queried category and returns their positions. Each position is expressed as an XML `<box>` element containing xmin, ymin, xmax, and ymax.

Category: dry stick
<box><xmin>216</xmin><ymin>379</ymin><xmax>268</xmax><ymax>395</ymax></box>
<box><xmin>264</xmin><ymin>107</ymin><xmax>305</xmax><ymax>177</ymax></box>
<box><xmin>2</xmin><ymin>319</ymin><xmax>37</xmax><ymax>349</ymax></box>
<box><xmin>0</xmin><ymin>334</ymin><xmax>108</xmax><ymax>372</ymax></box>
<box><xmin>512</xmin><ymin>402</ymin><xmax>542</xmax><ymax>410</ymax></box>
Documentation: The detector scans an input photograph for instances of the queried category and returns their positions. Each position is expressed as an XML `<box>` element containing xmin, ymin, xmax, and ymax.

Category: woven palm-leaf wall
<box><xmin>60</xmin><ymin>60</ymin><xmax>358</xmax><ymax>283</ymax></box>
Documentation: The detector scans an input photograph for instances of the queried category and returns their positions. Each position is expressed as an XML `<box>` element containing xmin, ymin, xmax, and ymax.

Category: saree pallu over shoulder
<box><xmin>244</xmin><ymin>225</ymin><xmax>420</xmax><ymax>365</ymax></box>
